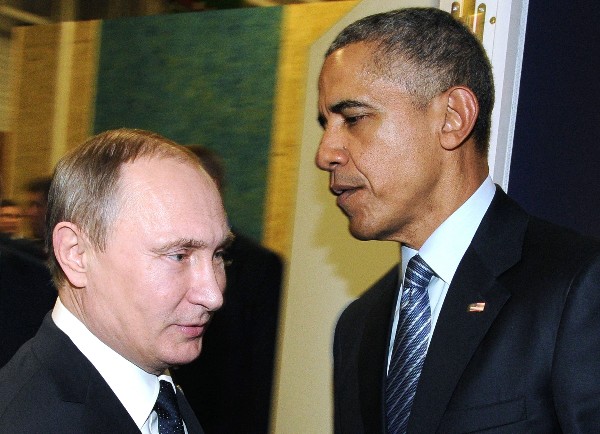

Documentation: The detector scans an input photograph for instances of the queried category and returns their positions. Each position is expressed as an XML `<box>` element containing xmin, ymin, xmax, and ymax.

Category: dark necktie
<box><xmin>154</xmin><ymin>379</ymin><xmax>185</xmax><ymax>434</ymax></box>
<box><xmin>385</xmin><ymin>255</ymin><xmax>435</xmax><ymax>434</ymax></box>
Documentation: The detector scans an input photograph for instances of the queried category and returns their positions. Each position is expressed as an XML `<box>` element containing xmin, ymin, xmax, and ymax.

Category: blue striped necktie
<box><xmin>386</xmin><ymin>254</ymin><xmax>434</xmax><ymax>434</ymax></box>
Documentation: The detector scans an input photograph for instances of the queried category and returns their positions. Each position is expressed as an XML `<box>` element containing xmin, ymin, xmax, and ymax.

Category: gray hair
<box><xmin>327</xmin><ymin>7</ymin><xmax>494</xmax><ymax>154</ymax></box>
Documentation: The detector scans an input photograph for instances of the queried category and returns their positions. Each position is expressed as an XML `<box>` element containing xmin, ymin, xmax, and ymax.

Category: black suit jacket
<box><xmin>0</xmin><ymin>244</ymin><xmax>56</xmax><ymax>367</ymax></box>
<box><xmin>333</xmin><ymin>188</ymin><xmax>600</xmax><ymax>433</ymax></box>
<box><xmin>0</xmin><ymin>315</ymin><xmax>204</xmax><ymax>434</ymax></box>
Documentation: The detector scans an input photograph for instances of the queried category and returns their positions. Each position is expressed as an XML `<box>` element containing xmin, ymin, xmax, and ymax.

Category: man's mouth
<box><xmin>330</xmin><ymin>173</ymin><xmax>363</xmax><ymax>210</ymax></box>
<box><xmin>330</xmin><ymin>180</ymin><xmax>357</xmax><ymax>196</ymax></box>
<box><xmin>178</xmin><ymin>323</ymin><xmax>207</xmax><ymax>338</ymax></box>
<box><xmin>177</xmin><ymin>315</ymin><xmax>212</xmax><ymax>339</ymax></box>
<box><xmin>332</xmin><ymin>185</ymin><xmax>359</xmax><ymax>210</ymax></box>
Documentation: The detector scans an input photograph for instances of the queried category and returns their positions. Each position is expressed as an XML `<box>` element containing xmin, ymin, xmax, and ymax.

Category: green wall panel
<box><xmin>94</xmin><ymin>7</ymin><xmax>283</xmax><ymax>241</ymax></box>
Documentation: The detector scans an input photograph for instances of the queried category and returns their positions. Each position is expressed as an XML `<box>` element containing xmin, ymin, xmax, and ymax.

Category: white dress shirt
<box><xmin>52</xmin><ymin>298</ymin><xmax>187</xmax><ymax>434</ymax></box>
<box><xmin>388</xmin><ymin>177</ymin><xmax>496</xmax><ymax>370</ymax></box>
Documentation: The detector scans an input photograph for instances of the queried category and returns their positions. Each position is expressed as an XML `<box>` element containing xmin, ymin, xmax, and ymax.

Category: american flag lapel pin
<box><xmin>467</xmin><ymin>302</ymin><xmax>486</xmax><ymax>312</ymax></box>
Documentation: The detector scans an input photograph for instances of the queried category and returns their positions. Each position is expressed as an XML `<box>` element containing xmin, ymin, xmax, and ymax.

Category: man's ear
<box><xmin>438</xmin><ymin>86</ymin><xmax>479</xmax><ymax>150</ymax></box>
<box><xmin>53</xmin><ymin>222</ymin><xmax>89</xmax><ymax>288</ymax></box>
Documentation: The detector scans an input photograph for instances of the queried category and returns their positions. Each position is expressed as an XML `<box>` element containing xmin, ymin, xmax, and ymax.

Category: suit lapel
<box><xmin>33</xmin><ymin>315</ymin><xmax>141</xmax><ymax>433</ymax></box>
<box><xmin>357</xmin><ymin>267</ymin><xmax>399</xmax><ymax>434</ymax></box>
<box><xmin>407</xmin><ymin>188</ymin><xmax>529</xmax><ymax>433</ymax></box>
<box><xmin>80</xmin><ymin>375</ymin><xmax>141</xmax><ymax>433</ymax></box>
<box><xmin>177</xmin><ymin>387</ymin><xmax>205</xmax><ymax>434</ymax></box>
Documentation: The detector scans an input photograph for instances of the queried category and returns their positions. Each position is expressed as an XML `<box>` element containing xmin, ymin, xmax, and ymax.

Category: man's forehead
<box><xmin>321</xmin><ymin>45</ymin><xmax>387</xmax><ymax>88</ymax></box>
<box><xmin>116</xmin><ymin>157</ymin><xmax>218</xmax><ymax>213</ymax></box>
<box><xmin>123</xmin><ymin>154</ymin><xmax>189</xmax><ymax>170</ymax></box>
<box><xmin>325</xmin><ymin>41</ymin><xmax>381</xmax><ymax>66</ymax></box>
<box><xmin>109</xmin><ymin>160</ymin><xmax>227</xmax><ymax>246</ymax></box>
<box><xmin>121</xmin><ymin>156</ymin><xmax>201</xmax><ymax>183</ymax></box>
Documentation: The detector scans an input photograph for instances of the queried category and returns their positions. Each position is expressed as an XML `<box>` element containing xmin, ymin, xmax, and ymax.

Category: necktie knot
<box><xmin>403</xmin><ymin>254</ymin><xmax>435</xmax><ymax>297</ymax></box>
<box><xmin>154</xmin><ymin>379</ymin><xmax>185</xmax><ymax>434</ymax></box>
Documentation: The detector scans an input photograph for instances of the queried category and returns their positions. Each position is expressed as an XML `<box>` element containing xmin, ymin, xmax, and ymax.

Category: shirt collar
<box><xmin>52</xmin><ymin>298</ymin><xmax>161</xmax><ymax>429</ymax></box>
<box><xmin>402</xmin><ymin>177</ymin><xmax>495</xmax><ymax>282</ymax></box>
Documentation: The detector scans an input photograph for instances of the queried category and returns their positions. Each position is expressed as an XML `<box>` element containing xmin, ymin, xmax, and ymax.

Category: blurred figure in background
<box><xmin>173</xmin><ymin>144</ymin><xmax>284</xmax><ymax>434</ymax></box>
<box><xmin>0</xmin><ymin>243</ymin><xmax>55</xmax><ymax>368</ymax></box>
<box><xmin>0</xmin><ymin>187</ymin><xmax>55</xmax><ymax>368</ymax></box>
<box><xmin>0</xmin><ymin>199</ymin><xmax>23</xmax><ymax>239</ymax></box>
<box><xmin>0</xmin><ymin>178</ymin><xmax>52</xmax><ymax>261</ymax></box>
<box><xmin>23</xmin><ymin>177</ymin><xmax>52</xmax><ymax>258</ymax></box>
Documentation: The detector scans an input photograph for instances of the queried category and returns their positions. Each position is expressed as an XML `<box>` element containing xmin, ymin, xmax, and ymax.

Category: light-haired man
<box><xmin>0</xmin><ymin>128</ymin><xmax>233</xmax><ymax>433</ymax></box>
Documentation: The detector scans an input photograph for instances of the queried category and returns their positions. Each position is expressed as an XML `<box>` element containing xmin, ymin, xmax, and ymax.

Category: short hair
<box><xmin>326</xmin><ymin>7</ymin><xmax>494</xmax><ymax>154</ymax></box>
<box><xmin>186</xmin><ymin>145</ymin><xmax>226</xmax><ymax>192</ymax></box>
<box><xmin>46</xmin><ymin>128</ymin><xmax>203</xmax><ymax>287</ymax></box>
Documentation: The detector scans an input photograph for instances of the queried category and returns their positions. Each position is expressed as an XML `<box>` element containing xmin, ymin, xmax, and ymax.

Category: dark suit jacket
<box><xmin>173</xmin><ymin>231</ymin><xmax>283</xmax><ymax>434</ymax></box>
<box><xmin>0</xmin><ymin>315</ymin><xmax>205</xmax><ymax>434</ymax></box>
<box><xmin>0</xmin><ymin>244</ymin><xmax>56</xmax><ymax>367</ymax></box>
<box><xmin>333</xmin><ymin>188</ymin><xmax>600</xmax><ymax>433</ymax></box>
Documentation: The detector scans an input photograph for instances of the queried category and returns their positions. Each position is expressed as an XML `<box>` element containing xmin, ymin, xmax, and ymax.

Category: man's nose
<box><xmin>315</xmin><ymin>128</ymin><xmax>348</xmax><ymax>171</ymax></box>
<box><xmin>188</xmin><ymin>262</ymin><xmax>225</xmax><ymax>312</ymax></box>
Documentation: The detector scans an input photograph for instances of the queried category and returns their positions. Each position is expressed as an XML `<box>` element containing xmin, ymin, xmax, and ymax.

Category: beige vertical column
<box><xmin>50</xmin><ymin>21</ymin><xmax>75</xmax><ymax>168</ymax></box>
<box><xmin>6</xmin><ymin>19</ymin><xmax>99</xmax><ymax>201</ymax></box>
<box><xmin>263</xmin><ymin>1</ymin><xmax>358</xmax><ymax>258</ymax></box>
<box><xmin>6</xmin><ymin>24</ymin><xmax>60</xmax><ymax>198</ymax></box>
<box><xmin>63</xmin><ymin>20</ymin><xmax>100</xmax><ymax>152</ymax></box>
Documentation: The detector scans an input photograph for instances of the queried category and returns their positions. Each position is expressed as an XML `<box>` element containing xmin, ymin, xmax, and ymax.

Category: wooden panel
<box><xmin>0</xmin><ymin>131</ymin><xmax>6</xmax><ymax>195</ymax></box>
<box><xmin>6</xmin><ymin>20</ymin><xmax>99</xmax><ymax>201</ymax></box>
<box><xmin>7</xmin><ymin>24</ymin><xmax>60</xmax><ymax>198</ymax></box>
<box><xmin>0</xmin><ymin>36</ymin><xmax>11</xmax><ymax>131</ymax></box>
<box><xmin>65</xmin><ymin>20</ymin><xmax>100</xmax><ymax>152</ymax></box>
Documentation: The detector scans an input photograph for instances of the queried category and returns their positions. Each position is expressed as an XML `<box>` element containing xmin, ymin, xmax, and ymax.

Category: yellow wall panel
<box><xmin>7</xmin><ymin>21</ymin><xmax>100</xmax><ymax>202</ymax></box>
<box><xmin>264</xmin><ymin>1</ymin><xmax>358</xmax><ymax>258</ymax></box>
<box><xmin>6</xmin><ymin>24</ymin><xmax>60</xmax><ymax>198</ymax></box>
<box><xmin>65</xmin><ymin>20</ymin><xmax>100</xmax><ymax>153</ymax></box>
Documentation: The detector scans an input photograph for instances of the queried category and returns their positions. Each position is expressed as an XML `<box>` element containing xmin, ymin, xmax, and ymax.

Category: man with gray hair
<box><xmin>316</xmin><ymin>7</ymin><xmax>600</xmax><ymax>433</ymax></box>
<box><xmin>0</xmin><ymin>128</ymin><xmax>233</xmax><ymax>433</ymax></box>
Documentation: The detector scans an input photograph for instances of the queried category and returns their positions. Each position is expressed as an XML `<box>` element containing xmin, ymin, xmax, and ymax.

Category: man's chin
<box><xmin>348</xmin><ymin>221</ymin><xmax>377</xmax><ymax>241</ymax></box>
<box><xmin>348</xmin><ymin>220</ymin><xmax>395</xmax><ymax>242</ymax></box>
<box><xmin>164</xmin><ymin>343</ymin><xmax>203</xmax><ymax>368</ymax></box>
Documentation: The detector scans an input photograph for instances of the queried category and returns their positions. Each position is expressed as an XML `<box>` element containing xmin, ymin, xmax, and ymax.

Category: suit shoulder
<box><xmin>1</xmin><ymin>318</ymin><xmax>140</xmax><ymax>433</ymax></box>
<box><xmin>527</xmin><ymin>217</ymin><xmax>600</xmax><ymax>248</ymax></box>
<box><xmin>498</xmin><ymin>217</ymin><xmax>600</xmax><ymax>301</ymax></box>
<box><xmin>0</xmin><ymin>341</ymin><xmax>54</xmax><ymax>424</ymax></box>
<box><xmin>523</xmin><ymin>217</ymin><xmax>600</xmax><ymax>267</ymax></box>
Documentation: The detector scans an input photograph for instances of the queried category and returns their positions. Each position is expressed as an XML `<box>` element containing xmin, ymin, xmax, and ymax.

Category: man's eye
<box><xmin>344</xmin><ymin>114</ymin><xmax>365</xmax><ymax>126</ymax></box>
<box><xmin>168</xmin><ymin>253</ymin><xmax>187</xmax><ymax>262</ymax></box>
<box><xmin>215</xmin><ymin>250</ymin><xmax>233</xmax><ymax>267</ymax></box>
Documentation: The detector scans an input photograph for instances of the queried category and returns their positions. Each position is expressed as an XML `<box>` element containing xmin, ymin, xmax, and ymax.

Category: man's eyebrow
<box><xmin>152</xmin><ymin>238</ymin><xmax>208</xmax><ymax>254</ymax></box>
<box><xmin>318</xmin><ymin>99</ymin><xmax>373</xmax><ymax>128</ymax></box>
<box><xmin>330</xmin><ymin>99</ymin><xmax>371</xmax><ymax>114</ymax></box>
